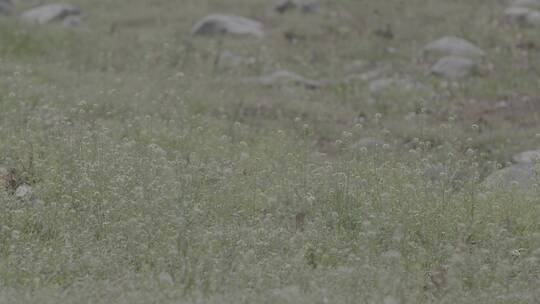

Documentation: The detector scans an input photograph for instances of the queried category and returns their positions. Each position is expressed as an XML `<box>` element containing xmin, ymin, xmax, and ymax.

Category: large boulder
<box><xmin>191</xmin><ymin>14</ymin><xmax>265</xmax><ymax>38</ymax></box>
<box><xmin>14</xmin><ymin>184</ymin><xmax>34</xmax><ymax>201</ymax></box>
<box><xmin>430</xmin><ymin>56</ymin><xmax>476</xmax><ymax>79</ymax></box>
<box><xmin>423</xmin><ymin>36</ymin><xmax>485</xmax><ymax>59</ymax></box>
<box><xmin>21</xmin><ymin>4</ymin><xmax>83</xmax><ymax>26</ymax></box>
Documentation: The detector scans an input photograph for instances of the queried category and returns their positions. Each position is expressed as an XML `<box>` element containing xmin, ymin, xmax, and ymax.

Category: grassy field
<box><xmin>0</xmin><ymin>0</ymin><xmax>539</xmax><ymax>303</ymax></box>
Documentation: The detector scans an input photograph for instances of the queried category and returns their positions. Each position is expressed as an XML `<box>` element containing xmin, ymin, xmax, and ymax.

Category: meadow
<box><xmin>0</xmin><ymin>0</ymin><xmax>539</xmax><ymax>303</ymax></box>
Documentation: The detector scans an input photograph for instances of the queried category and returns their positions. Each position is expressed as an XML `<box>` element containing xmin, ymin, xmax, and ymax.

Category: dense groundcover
<box><xmin>1</xmin><ymin>0</ymin><xmax>540</xmax><ymax>303</ymax></box>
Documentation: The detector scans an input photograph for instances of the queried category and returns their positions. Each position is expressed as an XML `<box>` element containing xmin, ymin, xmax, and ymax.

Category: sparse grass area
<box><xmin>0</xmin><ymin>0</ymin><xmax>539</xmax><ymax>303</ymax></box>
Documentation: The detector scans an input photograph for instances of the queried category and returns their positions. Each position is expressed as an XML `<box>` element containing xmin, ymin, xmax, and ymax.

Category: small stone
<box><xmin>423</xmin><ymin>36</ymin><xmax>485</xmax><ymax>59</ymax></box>
<box><xmin>191</xmin><ymin>14</ymin><xmax>265</xmax><ymax>38</ymax></box>
<box><xmin>14</xmin><ymin>184</ymin><xmax>43</xmax><ymax>206</ymax></box>
<box><xmin>430</xmin><ymin>56</ymin><xmax>476</xmax><ymax>79</ymax></box>
<box><xmin>15</xmin><ymin>184</ymin><xmax>33</xmax><ymax>200</ymax></box>
<box><xmin>21</xmin><ymin>4</ymin><xmax>83</xmax><ymax>26</ymax></box>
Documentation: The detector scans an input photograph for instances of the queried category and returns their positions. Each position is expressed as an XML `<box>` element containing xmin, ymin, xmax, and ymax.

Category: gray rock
<box><xmin>423</xmin><ymin>36</ymin><xmax>485</xmax><ymax>59</ymax></box>
<box><xmin>484</xmin><ymin>163</ymin><xmax>540</xmax><ymax>192</ymax></box>
<box><xmin>14</xmin><ymin>184</ymin><xmax>43</xmax><ymax>205</ymax></box>
<box><xmin>430</xmin><ymin>56</ymin><xmax>476</xmax><ymax>79</ymax></box>
<box><xmin>504</xmin><ymin>6</ymin><xmax>540</xmax><ymax>27</ymax></box>
<box><xmin>191</xmin><ymin>14</ymin><xmax>265</xmax><ymax>38</ymax></box>
<box><xmin>21</xmin><ymin>4</ymin><xmax>83</xmax><ymax>26</ymax></box>
<box><xmin>14</xmin><ymin>184</ymin><xmax>33</xmax><ymax>200</ymax></box>
<box><xmin>513</xmin><ymin>150</ymin><xmax>540</xmax><ymax>163</ymax></box>
<box><xmin>246</xmin><ymin>70</ymin><xmax>321</xmax><ymax>89</ymax></box>
<box><xmin>274</xmin><ymin>0</ymin><xmax>320</xmax><ymax>14</ymax></box>
<box><xmin>512</xmin><ymin>0</ymin><xmax>540</xmax><ymax>9</ymax></box>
